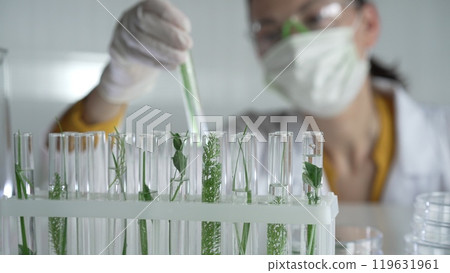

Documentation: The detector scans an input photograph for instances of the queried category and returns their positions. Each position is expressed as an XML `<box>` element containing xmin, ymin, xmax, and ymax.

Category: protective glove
<box><xmin>97</xmin><ymin>0</ymin><xmax>193</xmax><ymax>104</ymax></box>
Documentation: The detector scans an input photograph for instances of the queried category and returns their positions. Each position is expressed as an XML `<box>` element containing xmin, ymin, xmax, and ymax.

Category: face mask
<box><xmin>262</xmin><ymin>27</ymin><xmax>369</xmax><ymax>118</ymax></box>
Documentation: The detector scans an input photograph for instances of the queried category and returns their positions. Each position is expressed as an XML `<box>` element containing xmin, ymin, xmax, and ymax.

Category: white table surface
<box><xmin>336</xmin><ymin>203</ymin><xmax>414</xmax><ymax>255</ymax></box>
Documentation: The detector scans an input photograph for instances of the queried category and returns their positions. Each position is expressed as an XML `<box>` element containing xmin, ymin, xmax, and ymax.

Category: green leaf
<box><xmin>172</xmin><ymin>150</ymin><xmax>187</xmax><ymax>175</ymax></box>
<box><xmin>172</xmin><ymin>134</ymin><xmax>182</xmax><ymax>150</ymax></box>
<box><xmin>139</xmin><ymin>184</ymin><xmax>153</xmax><ymax>202</ymax></box>
<box><xmin>18</xmin><ymin>244</ymin><xmax>35</xmax><ymax>255</ymax></box>
<box><xmin>302</xmin><ymin>173</ymin><xmax>313</xmax><ymax>188</ymax></box>
<box><xmin>303</xmin><ymin>162</ymin><xmax>322</xmax><ymax>189</ymax></box>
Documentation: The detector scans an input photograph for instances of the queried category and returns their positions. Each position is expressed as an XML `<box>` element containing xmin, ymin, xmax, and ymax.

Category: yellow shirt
<box><xmin>53</xmin><ymin>100</ymin><xmax>125</xmax><ymax>134</ymax></box>
<box><xmin>324</xmin><ymin>93</ymin><xmax>396</xmax><ymax>202</ymax></box>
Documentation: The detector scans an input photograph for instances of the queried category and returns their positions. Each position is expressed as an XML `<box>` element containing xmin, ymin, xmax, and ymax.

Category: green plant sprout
<box><xmin>201</xmin><ymin>133</ymin><xmax>222</xmax><ymax>255</ymax></box>
<box><xmin>168</xmin><ymin>132</ymin><xmax>189</xmax><ymax>255</ymax></box>
<box><xmin>109</xmin><ymin>127</ymin><xmax>128</xmax><ymax>255</ymax></box>
<box><xmin>138</xmin><ymin>150</ymin><xmax>153</xmax><ymax>255</ymax></box>
<box><xmin>48</xmin><ymin>172</ymin><xmax>68</xmax><ymax>255</ymax></box>
<box><xmin>267</xmin><ymin>196</ymin><xmax>287</xmax><ymax>255</ymax></box>
<box><xmin>302</xmin><ymin>161</ymin><xmax>323</xmax><ymax>255</ymax></box>
<box><xmin>231</xmin><ymin>127</ymin><xmax>252</xmax><ymax>255</ymax></box>
<box><xmin>169</xmin><ymin>132</ymin><xmax>189</xmax><ymax>201</ymax></box>
<box><xmin>14</xmin><ymin>131</ymin><xmax>35</xmax><ymax>255</ymax></box>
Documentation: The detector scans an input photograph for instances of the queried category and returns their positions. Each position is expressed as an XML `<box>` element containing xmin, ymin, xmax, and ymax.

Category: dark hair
<box><xmin>354</xmin><ymin>0</ymin><xmax>405</xmax><ymax>86</ymax></box>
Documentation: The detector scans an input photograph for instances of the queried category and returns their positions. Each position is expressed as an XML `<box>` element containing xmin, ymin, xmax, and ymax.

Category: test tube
<box><xmin>74</xmin><ymin>132</ymin><xmax>108</xmax><ymax>255</ymax></box>
<box><xmin>136</xmin><ymin>133</ymin><xmax>161</xmax><ymax>255</ymax></box>
<box><xmin>301</xmin><ymin>131</ymin><xmax>324</xmax><ymax>202</ymax></box>
<box><xmin>158</xmin><ymin>132</ymin><xmax>198</xmax><ymax>254</ymax></box>
<box><xmin>200</xmin><ymin>131</ymin><xmax>227</xmax><ymax>255</ymax></box>
<box><xmin>267</xmin><ymin>131</ymin><xmax>293</xmax><ymax>255</ymax></box>
<box><xmin>268</xmin><ymin>131</ymin><xmax>293</xmax><ymax>201</ymax></box>
<box><xmin>107</xmin><ymin>132</ymin><xmax>136</xmax><ymax>255</ymax></box>
<box><xmin>13</xmin><ymin>132</ymin><xmax>36</xmax><ymax>255</ymax></box>
<box><xmin>301</xmin><ymin>131</ymin><xmax>324</xmax><ymax>255</ymax></box>
<box><xmin>229</xmin><ymin>131</ymin><xmax>258</xmax><ymax>255</ymax></box>
<box><xmin>48</xmin><ymin>133</ymin><xmax>68</xmax><ymax>255</ymax></box>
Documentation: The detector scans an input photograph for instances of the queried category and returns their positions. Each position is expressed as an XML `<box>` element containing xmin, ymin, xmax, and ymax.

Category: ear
<box><xmin>358</xmin><ymin>3</ymin><xmax>380</xmax><ymax>50</ymax></box>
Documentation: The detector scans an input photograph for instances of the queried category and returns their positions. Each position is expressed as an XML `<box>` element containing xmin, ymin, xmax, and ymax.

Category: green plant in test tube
<box><xmin>137</xmin><ymin>133</ymin><xmax>158</xmax><ymax>255</ymax></box>
<box><xmin>201</xmin><ymin>132</ymin><xmax>222</xmax><ymax>255</ymax></box>
<box><xmin>108</xmin><ymin>127</ymin><xmax>128</xmax><ymax>255</ymax></box>
<box><xmin>302</xmin><ymin>131</ymin><xmax>324</xmax><ymax>255</ymax></box>
<box><xmin>48</xmin><ymin>126</ymin><xmax>68</xmax><ymax>255</ymax></box>
<box><xmin>48</xmin><ymin>172</ymin><xmax>68</xmax><ymax>255</ymax></box>
<box><xmin>267</xmin><ymin>131</ymin><xmax>292</xmax><ymax>255</ymax></box>
<box><xmin>168</xmin><ymin>132</ymin><xmax>189</xmax><ymax>255</ymax></box>
<box><xmin>231</xmin><ymin>127</ymin><xmax>252</xmax><ymax>255</ymax></box>
<box><xmin>13</xmin><ymin>131</ymin><xmax>36</xmax><ymax>255</ymax></box>
<box><xmin>138</xmin><ymin>151</ymin><xmax>152</xmax><ymax>255</ymax></box>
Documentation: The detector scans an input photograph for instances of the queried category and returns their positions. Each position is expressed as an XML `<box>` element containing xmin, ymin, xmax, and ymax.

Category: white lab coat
<box><xmin>238</xmin><ymin>78</ymin><xmax>450</xmax><ymax>205</ymax></box>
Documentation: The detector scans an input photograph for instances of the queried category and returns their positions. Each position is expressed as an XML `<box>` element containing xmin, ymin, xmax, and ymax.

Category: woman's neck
<box><xmin>316</xmin><ymin>78</ymin><xmax>380</xmax><ymax>165</ymax></box>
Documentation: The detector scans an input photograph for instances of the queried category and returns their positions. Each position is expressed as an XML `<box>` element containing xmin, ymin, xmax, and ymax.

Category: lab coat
<box><xmin>239</xmin><ymin>78</ymin><xmax>450</xmax><ymax>205</ymax></box>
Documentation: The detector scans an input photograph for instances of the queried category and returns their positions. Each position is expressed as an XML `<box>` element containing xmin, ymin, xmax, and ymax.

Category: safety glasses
<box><xmin>250</xmin><ymin>0</ymin><xmax>359</xmax><ymax>55</ymax></box>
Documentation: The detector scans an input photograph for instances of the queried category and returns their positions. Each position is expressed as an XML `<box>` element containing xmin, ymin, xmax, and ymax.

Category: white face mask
<box><xmin>262</xmin><ymin>27</ymin><xmax>369</xmax><ymax>118</ymax></box>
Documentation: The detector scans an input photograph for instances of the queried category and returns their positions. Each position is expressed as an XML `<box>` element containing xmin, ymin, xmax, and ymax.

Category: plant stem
<box><xmin>307</xmin><ymin>224</ymin><xmax>316</xmax><ymax>255</ymax></box>
<box><xmin>138</xmin><ymin>151</ymin><xmax>153</xmax><ymax>255</ymax></box>
<box><xmin>121</xmin><ymin>225</ymin><xmax>127</xmax><ymax>255</ymax></box>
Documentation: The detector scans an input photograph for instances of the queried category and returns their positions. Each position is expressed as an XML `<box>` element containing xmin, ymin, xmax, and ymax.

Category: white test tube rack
<box><xmin>0</xmin><ymin>192</ymin><xmax>338</xmax><ymax>254</ymax></box>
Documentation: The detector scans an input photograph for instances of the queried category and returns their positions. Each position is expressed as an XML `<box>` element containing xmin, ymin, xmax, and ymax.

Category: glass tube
<box><xmin>230</xmin><ymin>132</ymin><xmax>257</xmax><ymax>255</ymax></box>
<box><xmin>136</xmin><ymin>133</ymin><xmax>161</xmax><ymax>255</ymax></box>
<box><xmin>85</xmin><ymin>131</ymin><xmax>107</xmax><ymax>199</ymax></box>
<box><xmin>301</xmin><ymin>131</ymin><xmax>324</xmax><ymax>255</ymax></box>
<box><xmin>86</xmin><ymin>131</ymin><xmax>108</xmax><ymax>255</ymax></box>
<box><xmin>268</xmin><ymin>131</ymin><xmax>293</xmax><ymax>196</ymax></box>
<box><xmin>201</xmin><ymin>131</ymin><xmax>227</xmax><ymax>255</ymax></box>
<box><xmin>159</xmin><ymin>132</ymin><xmax>194</xmax><ymax>255</ymax></box>
<box><xmin>13</xmin><ymin>132</ymin><xmax>36</xmax><ymax>255</ymax></box>
<box><xmin>267</xmin><ymin>131</ymin><xmax>293</xmax><ymax>255</ymax></box>
<box><xmin>107</xmin><ymin>133</ymin><xmax>135</xmax><ymax>200</ymax></box>
<box><xmin>48</xmin><ymin>133</ymin><xmax>68</xmax><ymax>255</ymax></box>
<box><xmin>61</xmin><ymin>133</ymin><xmax>79</xmax><ymax>255</ymax></box>
<box><xmin>0</xmin><ymin>48</ymin><xmax>13</xmax><ymax>199</ymax></box>
<box><xmin>302</xmin><ymin>131</ymin><xmax>324</xmax><ymax>200</ymax></box>
<box><xmin>73</xmin><ymin>133</ymin><xmax>89</xmax><ymax>255</ymax></box>
<box><xmin>74</xmin><ymin>132</ymin><xmax>108</xmax><ymax>255</ymax></box>
<box><xmin>187</xmin><ymin>132</ymin><xmax>202</xmax><ymax>255</ymax></box>
<box><xmin>107</xmin><ymin>132</ymin><xmax>135</xmax><ymax>255</ymax></box>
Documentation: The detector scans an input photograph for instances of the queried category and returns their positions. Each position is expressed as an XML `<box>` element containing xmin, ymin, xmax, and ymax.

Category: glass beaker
<box><xmin>335</xmin><ymin>226</ymin><xmax>383</xmax><ymax>255</ymax></box>
<box><xmin>0</xmin><ymin>48</ymin><xmax>13</xmax><ymax>198</ymax></box>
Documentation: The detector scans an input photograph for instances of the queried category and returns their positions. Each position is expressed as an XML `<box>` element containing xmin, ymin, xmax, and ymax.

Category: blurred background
<box><xmin>1</xmin><ymin>0</ymin><xmax>450</xmax><ymax>142</ymax></box>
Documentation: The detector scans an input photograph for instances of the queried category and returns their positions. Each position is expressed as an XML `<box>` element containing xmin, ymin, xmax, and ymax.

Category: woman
<box><xmin>53</xmin><ymin>0</ymin><xmax>450</xmax><ymax>204</ymax></box>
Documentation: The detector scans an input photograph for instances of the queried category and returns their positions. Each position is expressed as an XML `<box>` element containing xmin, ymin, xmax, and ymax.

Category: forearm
<box><xmin>82</xmin><ymin>86</ymin><xmax>126</xmax><ymax>124</ymax></box>
<box><xmin>51</xmin><ymin>87</ymin><xmax>127</xmax><ymax>134</ymax></box>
